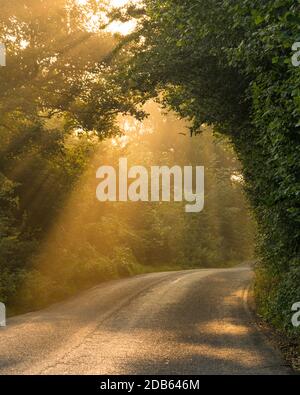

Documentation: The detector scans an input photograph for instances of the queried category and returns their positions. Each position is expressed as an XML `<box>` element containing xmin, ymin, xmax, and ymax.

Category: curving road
<box><xmin>0</xmin><ymin>266</ymin><xmax>292</xmax><ymax>375</ymax></box>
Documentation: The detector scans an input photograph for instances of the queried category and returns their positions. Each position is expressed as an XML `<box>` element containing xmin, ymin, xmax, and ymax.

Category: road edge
<box><xmin>245</xmin><ymin>283</ymin><xmax>299</xmax><ymax>375</ymax></box>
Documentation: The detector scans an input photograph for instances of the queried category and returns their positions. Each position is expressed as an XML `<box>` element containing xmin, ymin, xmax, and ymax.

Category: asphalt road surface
<box><xmin>0</xmin><ymin>266</ymin><xmax>292</xmax><ymax>375</ymax></box>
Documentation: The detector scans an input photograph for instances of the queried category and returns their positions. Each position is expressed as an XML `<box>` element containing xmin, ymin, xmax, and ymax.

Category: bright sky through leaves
<box><xmin>75</xmin><ymin>0</ymin><xmax>137</xmax><ymax>35</ymax></box>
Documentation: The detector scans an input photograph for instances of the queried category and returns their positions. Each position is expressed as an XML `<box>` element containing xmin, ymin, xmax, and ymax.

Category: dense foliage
<box><xmin>0</xmin><ymin>0</ymin><xmax>121</xmax><ymax>308</ymax></box>
<box><xmin>110</xmin><ymin>0</ymin><xmax>300</xmax><ymax>333</ymax></box>
<box><xmin>1</xmin><ymin>0</ymin><xmax>298</xmax><ymax>337</ymax></box>
<box><xmin>0</xmin><ymin>1</ymin><xmax>254</xmax><ymax>313</ymax></box>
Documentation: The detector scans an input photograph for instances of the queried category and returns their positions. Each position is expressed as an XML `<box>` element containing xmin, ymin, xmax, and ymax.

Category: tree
<box><xmin>109</xmin><ymin>0</ymin><xmax>300</xmax><ymax>331</ymax></box>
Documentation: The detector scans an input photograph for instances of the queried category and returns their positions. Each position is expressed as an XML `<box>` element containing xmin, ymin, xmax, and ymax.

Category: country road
<box><xmin>0</xmin><ymin>266</ymin><xmax>292</xmax><ymax>375</ymax></box>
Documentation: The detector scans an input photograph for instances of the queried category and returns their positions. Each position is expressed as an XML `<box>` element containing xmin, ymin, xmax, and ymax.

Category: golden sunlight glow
<box><xmin>76</xmin><ymin>0</ymin><xmax>131</xmax><ymax>6</ymax></box>
<box><xmin>74</xmin><ymin>0</ymin><xmax>137</xmax><ymax>35</ymax></box>
<box><xmin>106</xmin><ymin>20</ymin><xmax>136</xmax><ymax>35</ymax></box>
<box><xmin>106</xmin><ymin>0</ymin><xmax>139</xmax><ymax>36</ymax></box>
<box><xmin>110</xmin><ymin>0</ymin><xmax>130</xmax><ymax>6</ymax></box>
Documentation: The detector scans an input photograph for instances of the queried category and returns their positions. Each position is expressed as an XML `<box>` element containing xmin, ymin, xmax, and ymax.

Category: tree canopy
<box><xmin>0</xmin><ymin>0</ymin><xmax>299</xmax><ymax>335</ymax></box>
<box><xmin>109</xmin><ymin>0</ymin><xmax>300</xmax><ymax>331</ymax></box>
